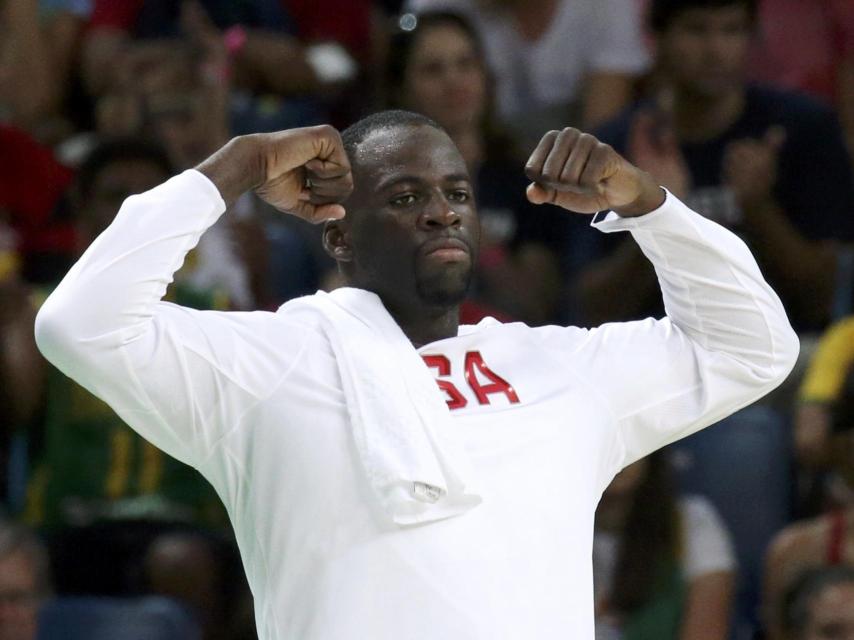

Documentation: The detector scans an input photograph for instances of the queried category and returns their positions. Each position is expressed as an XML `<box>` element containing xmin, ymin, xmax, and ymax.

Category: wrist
<box><xmin>612</xmin><ymin>173</ymin><xmax>666</xmax><ymax>217</ymax></box>
<box><xmin>195</xmin><ymin>135</ymin><xmax>265</xmax><ymax>207</ymax></box>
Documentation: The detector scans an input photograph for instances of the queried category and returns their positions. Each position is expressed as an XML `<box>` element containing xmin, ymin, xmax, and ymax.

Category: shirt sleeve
<box><xmin>34</xmin><ymin>170</ymin><xmax>308</xmax><ymax>469</ymax></box>
<box><xmin>539</xmin><ymin>191</ymin><xmax>799</xmax><ymax>477</ymax></box>
<box><xmin>679</xmin><ymin>496</ymin><xmax>737</xmax><ymax>580</ymax></box>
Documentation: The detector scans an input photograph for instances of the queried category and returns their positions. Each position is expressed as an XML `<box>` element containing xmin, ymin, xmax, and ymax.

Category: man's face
<box><xmin>656</xmin><ymin>5</ymin><xmax>753</xmax><ymax>99</ymax></box>
<box><xmin>0</xmin><ymin>551</ymin><xmax>41</xmax><ymax>640</ymax></box>
<box><xmin>335</xmin><ymin>124</ymin><xmax>479</xmax><ymax>309</ymax></box>
<box><xmin>803</xmin><ymin>582</ymin><xmax>854</xmax><ymax>640</ymax></box>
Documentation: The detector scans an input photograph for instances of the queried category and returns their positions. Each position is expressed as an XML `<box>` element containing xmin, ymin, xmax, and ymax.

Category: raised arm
<box><xmin>526</xmin><ymin>128</ymin><xmax>799</xmax><ymax>469</ymax></box>
<box><xmin>34</xmin><ymin>127</ymin><xmax>352</xmax><ymax>465</ymax></box>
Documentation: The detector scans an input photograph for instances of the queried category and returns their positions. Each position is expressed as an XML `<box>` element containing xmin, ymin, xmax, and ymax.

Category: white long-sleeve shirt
<box><xmin>35</xmin><ymin>170</ymin><xmax>798</xmax><ymax>639</ymax></box>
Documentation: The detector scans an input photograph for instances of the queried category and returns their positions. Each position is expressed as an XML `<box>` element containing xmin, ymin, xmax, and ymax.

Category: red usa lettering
<box><xmin>422</xmin><ymin>351</ymin><xmax>520</xmax><ymax>410</ymax></box>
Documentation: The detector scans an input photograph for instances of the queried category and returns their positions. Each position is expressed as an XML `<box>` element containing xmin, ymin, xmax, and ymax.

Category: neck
<box><xmin>672</xmin><ymin>86</ymin><xmax>745</xmax><ymax>142</ymax></box>
<box><xmin>381</xmin><ymin>295</ymin><xmax>461</xmax><ymax>348</ymax></box>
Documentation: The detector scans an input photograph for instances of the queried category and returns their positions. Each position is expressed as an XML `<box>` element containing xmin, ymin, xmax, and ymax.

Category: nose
<box><xmin>417</xmin><ymin>193</ymin><xmax>461</xmax><ymax>230</ymax></box>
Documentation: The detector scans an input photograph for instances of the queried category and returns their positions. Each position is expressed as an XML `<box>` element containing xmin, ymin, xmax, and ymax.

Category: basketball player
<box><xmin>34</xmin><ymin>110</ymin><xmax>798</xmax><ymax>639</ymax></box>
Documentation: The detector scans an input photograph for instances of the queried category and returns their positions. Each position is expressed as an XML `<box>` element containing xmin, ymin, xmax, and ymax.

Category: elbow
<box><xmin>33</xmin><ymin>292</ymin><xmax>94</xmax><ymax>371</ymax></box>
<box><xmin>33</xmin><ymin>295</ymin><xmax>69</xmax><ymax>366</ymax></box>
<box><xmin>764</xmin><ymin>324</ymin><xmax>800</xmax><ymax>389</ymax></box>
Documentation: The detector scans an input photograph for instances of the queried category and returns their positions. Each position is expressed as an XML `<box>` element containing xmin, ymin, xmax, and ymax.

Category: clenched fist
<box><xmin>196</xmin><ymin>125</ymin><xmax>353</xmax><ymax>223</ymax></box>
<box><xmin>524</xmin><ymin>128</ymin><xmax>665</xmax><ymax>217</ymax></box>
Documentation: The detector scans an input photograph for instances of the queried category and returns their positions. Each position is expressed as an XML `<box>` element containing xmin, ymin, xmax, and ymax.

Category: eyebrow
<box><xmin>376</xmin><ymin>173</ymin><xmax>471</xmax><ymax>192</ymax></box>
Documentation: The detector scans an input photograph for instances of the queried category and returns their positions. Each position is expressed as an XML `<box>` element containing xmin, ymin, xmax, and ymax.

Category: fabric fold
<box><xmin>279</xmin><ymin>287</ymin><xmax>482</xmax><ymax>525</ymax></box>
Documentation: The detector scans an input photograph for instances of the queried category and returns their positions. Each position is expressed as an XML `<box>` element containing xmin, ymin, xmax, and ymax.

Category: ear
<box><xmin>322</xmin><ymin>219</ymin><xmax>353</xmax><ymax>262</ymax></box>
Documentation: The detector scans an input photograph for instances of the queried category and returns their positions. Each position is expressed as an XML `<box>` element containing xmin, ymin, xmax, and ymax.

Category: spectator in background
<box><xmin>593</xmin><ymin>450</ymin><xmax>735</xmax><ymax>640</ymax></box>
<box><xmin>764</xmin><ymin>365</ymin><xmax>854</xmax><ymax>640</ymax></box>
<box><xmin>0</xmin><ymin>0</ymin><xmax>91</xmax><ymax>143</ymax></box>
<box><xmin>584</xmin><ymin>4</ymin><xmax>833</xmax><ymax>631</ymax></box>
<box><xmin>403</xmin><ymin>0</ymin><xmax>650</xmax><ymax>153</ymax></box>
<box><xmin>795</xmin><ymin>317</ymin><xmax>854</xmax><ymax>483</ymax></box>
<box><xmin>81</xmin><ymin>0</ymin><xmax>367</xmax><ymax>133</ymax></box>
<box><xmin>0</xmin><ymin>139</ymin><xmax>254</xmax><ymax>638</ymax></box>
<box><xmin>384</xmin><ymin>10</ymin><xmax>575</xmax><ymax>324</ymax></box>
<box><xmin>0</xmin><ymin>521</ymin><xmax>52</xmax><ymax>640</ymax></box>
<box><xmin>91</xmin><ymin>41</ymin><xmax>261</xmax><ymax>309</ymax></box>
<box><xmin>586</xmin><ymin>0</ymin><xmax>854</xmax><ymax>334</ymax></box>
<box><xmin>748</xmin><ymin>0</ymin><xmax>854</xmax><ymax>156</ymax></box>
<box><xmin>1</xmin><ymin>139</ymin><xmax>232</xmax><ymax>530</ymax></box>
<box><xmin>780</xmin><ymin>567</ymin><xmax>854</xmax><ymax>640</ymax></box>
<box><xmin>0</xmin><ymin>125</ymin><xmax>75</xmax><ymax>286</ymax></box>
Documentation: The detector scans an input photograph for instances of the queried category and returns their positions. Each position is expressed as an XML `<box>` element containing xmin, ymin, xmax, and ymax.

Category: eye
<box><xmin>390</xmin><ymin>193</ymin><xmax>418</xmax><ymax>207</ymax></box>
<box><xmin>448</xmin><ymin>189</ymin><xmax>470</xmax><ymax>203</ymax></box>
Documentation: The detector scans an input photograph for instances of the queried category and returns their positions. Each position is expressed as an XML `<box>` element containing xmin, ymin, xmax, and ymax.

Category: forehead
<box><xmin>351</xmin><ymin>124</ymin><xmax>469</xmax><ymax>188</ymax></box>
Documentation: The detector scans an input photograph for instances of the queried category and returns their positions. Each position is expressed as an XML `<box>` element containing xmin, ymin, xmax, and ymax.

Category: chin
<box><xmin>416</xmin><ymin>271</ymin><xmax>472</xmax><ymax>307</ymax></box>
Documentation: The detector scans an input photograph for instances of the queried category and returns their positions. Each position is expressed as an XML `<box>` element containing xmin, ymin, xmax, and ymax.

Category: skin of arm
<box><xmin>678</xmin><ymin>571</ymin><xmax>736</xmax><ymax>640</ymax></box>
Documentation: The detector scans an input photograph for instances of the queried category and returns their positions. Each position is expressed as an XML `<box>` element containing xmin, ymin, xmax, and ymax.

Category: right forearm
<box><xmin>35</xmin><ymin>171</ymin><xmax>226</xmax><ymax>370</ymax></box>
<box><xmin>196</xmin><ymin>136</ymin><xmax>263</xmax><ymax>207</ymax></box>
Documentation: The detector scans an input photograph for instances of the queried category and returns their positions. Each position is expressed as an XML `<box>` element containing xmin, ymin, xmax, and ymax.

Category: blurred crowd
<box><xmin>1</xmin><ymin>0</ymin><xmax>853</xmax><ymax>638</ymax></box>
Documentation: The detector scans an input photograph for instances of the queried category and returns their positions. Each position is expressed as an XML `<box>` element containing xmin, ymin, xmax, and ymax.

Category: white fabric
<box><xmin>404</xmin><ymin>0</ymin><xmax>650</xmax><ymax>120</ymax></box>
<box><xmin>285</xmin><ymin>288</ymin><xmax>482</xmax><ymax>525</ymax></box>
<box><xmin>35</xmin><ymin>170</ymin><xmax>798</xmax><ymax>640</ymax></box>
<box><xmin>681</xmin><ymin>495</ymin><xmax>737</xmax><ymax>579</ymax></box>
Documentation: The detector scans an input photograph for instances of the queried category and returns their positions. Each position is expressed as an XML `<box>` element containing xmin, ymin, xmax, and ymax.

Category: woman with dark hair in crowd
<box><xmin>764</xmin><ymin>365</ymin><xmax>854</xmax><ymax>640</ymax></box>
<box><xmin>383</xmin><ymin>10</ymin><xmax>580</xmax><ymax>325</ymax></box>
<box><xmin>594</xmin><ymin>450</ymin><xmax>736</xmax><ymax>640</ymax></box>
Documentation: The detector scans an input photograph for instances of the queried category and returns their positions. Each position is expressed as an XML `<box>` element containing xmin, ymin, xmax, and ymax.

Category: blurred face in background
<box><xmin>0</xmin><ymin>551</ymin><xmax>41</xmax><ymax>640</ymax></box>
<box><xmin>802</xmin><ymin>582</ymin><xmax>854</xmax><ymax>640</ymax></box>
<box><xmin>655</xmin><ymin>4</ymin><xmax>753</xmax><ymax>99</ymax></box>
<box><xmin>402</xmin><ymin>22</ymin><xmax>488</xmax><ymax>133</ymax></box>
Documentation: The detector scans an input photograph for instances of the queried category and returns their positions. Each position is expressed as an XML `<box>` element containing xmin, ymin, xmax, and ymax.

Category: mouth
<box><xmin>420</xmin><ymin>237</ymin><xmax>471</xmax><ymax>262</ymax></box>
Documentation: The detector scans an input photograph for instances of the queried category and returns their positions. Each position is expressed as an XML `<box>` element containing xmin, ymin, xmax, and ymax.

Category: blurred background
<box><xmin>1</xmin><ymin>0</ymin><xmax>853</xmax><ymax>638</ymax></box>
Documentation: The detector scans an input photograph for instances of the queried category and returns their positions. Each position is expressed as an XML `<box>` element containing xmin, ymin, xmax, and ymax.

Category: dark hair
<box><xmin>783</xmin><ymin>566</ymin><xmax>854</xmax><ymax>638</ymax></box>
<box><xmin>75</xmin><ymin>137</ymin><xmax>174</xmax><ymax>203</ymax></box>
<box><xmin>609</xmin><ymin>450</ymin><xmax>681</xmax><ymax>614</ymax></box>
<box><xmin>340</xmin><ymin>109</ymin><xmax>446</xmax><ymax>162</ymax></box>
<box><xmin>832</xmin><ymin>365</ymin><xmax>854</xmax><ymax>434</ymax></box>
<box><xmin>648</xmin><ymin>0</ymin><xmax>758</xmax><ymax>33</ymax></box>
